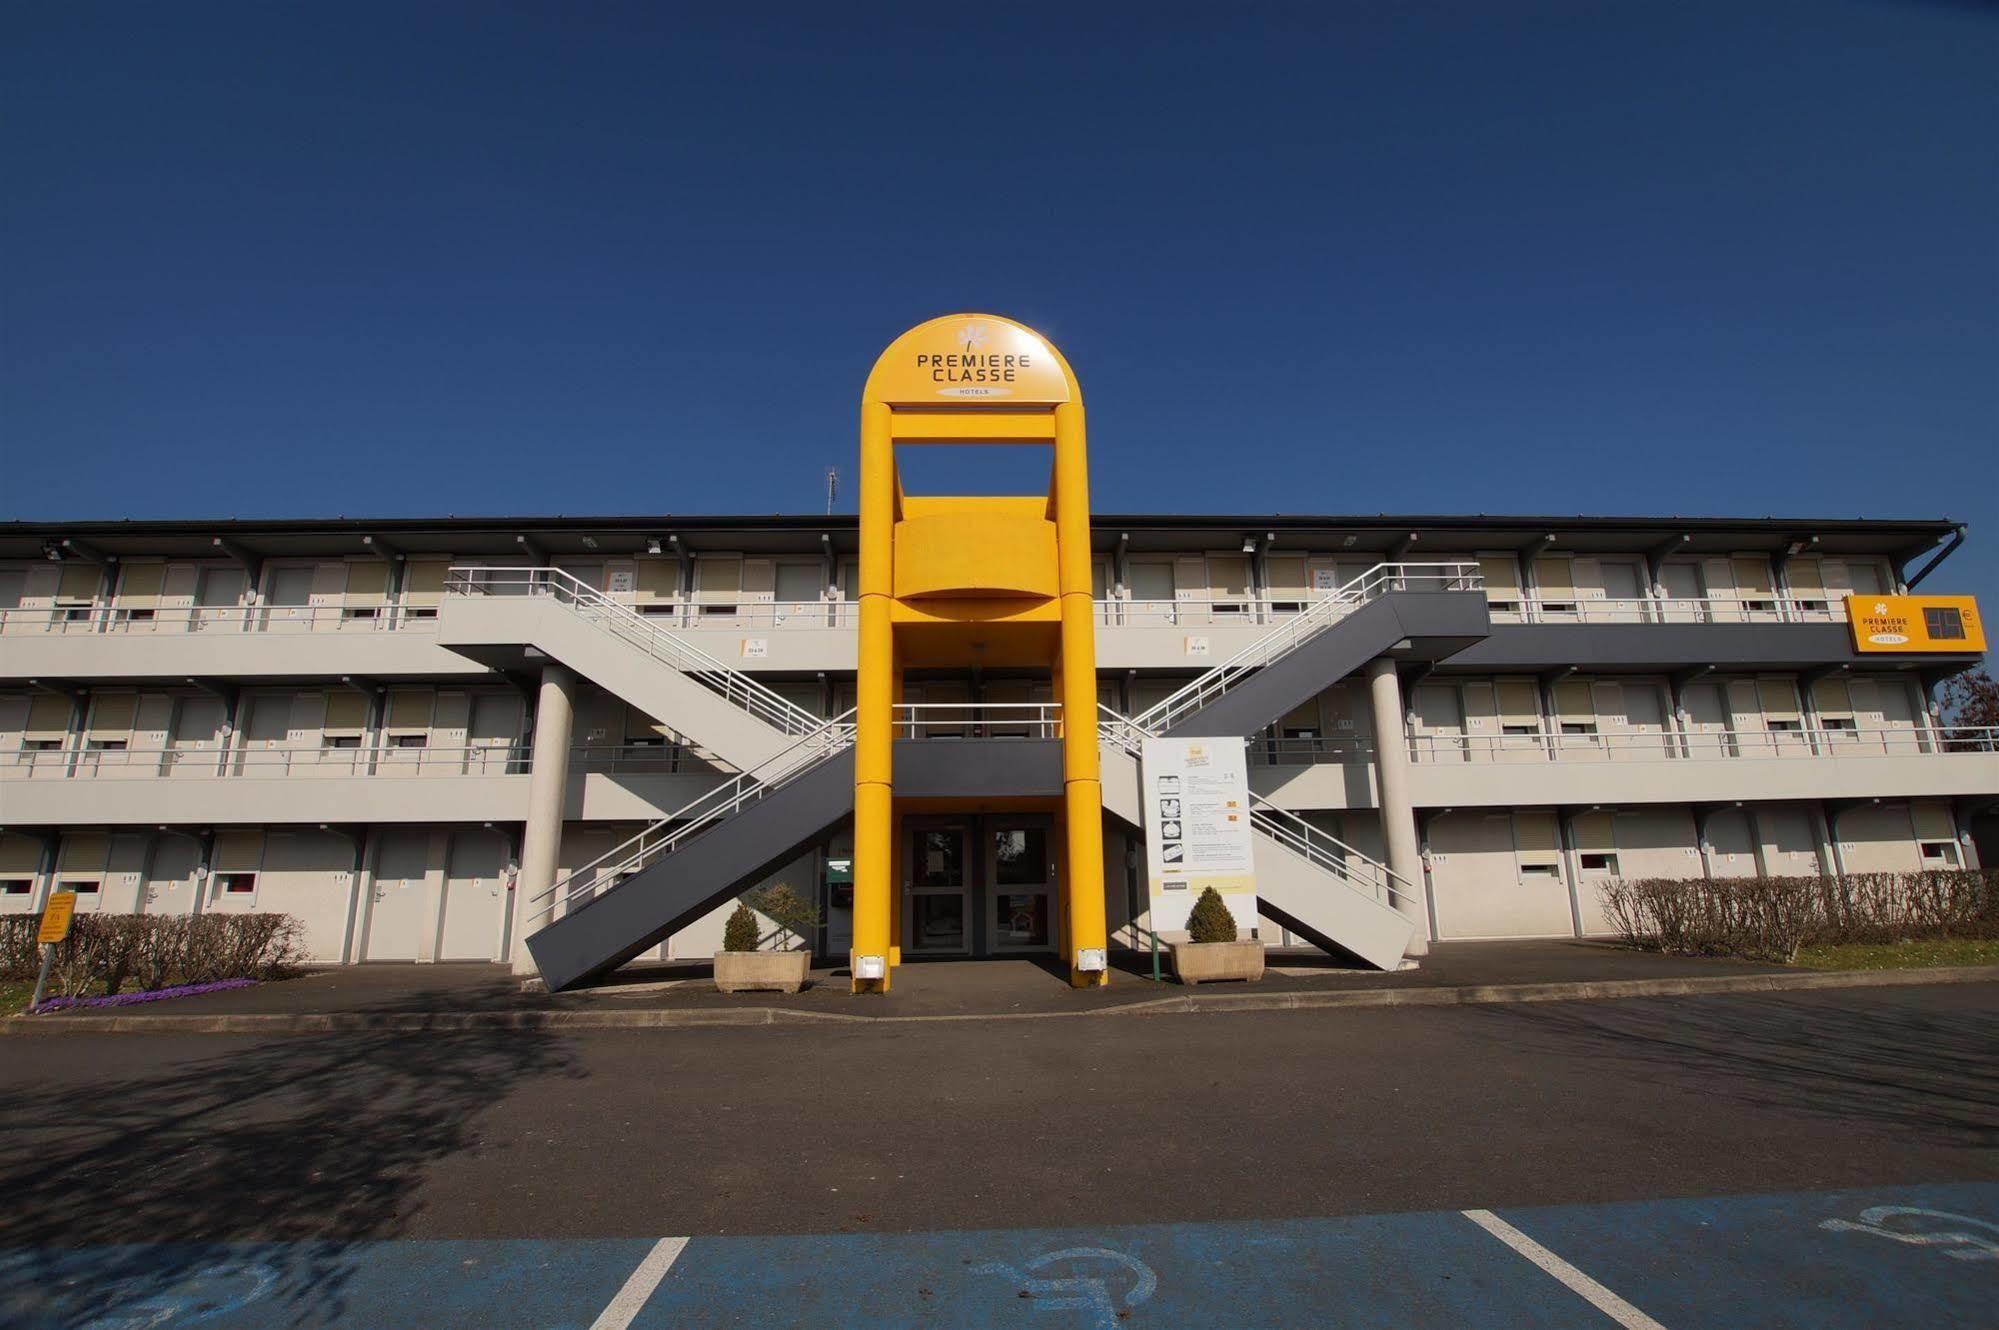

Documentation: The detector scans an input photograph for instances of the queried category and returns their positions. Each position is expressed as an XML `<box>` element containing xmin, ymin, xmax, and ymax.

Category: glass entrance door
<box><xmin>987</xmin><ymin>820</ymin><xmax>1055</xmax><ymax>953</ymax></box>
<box><xmin>905</xmin><ymin>823</ymin><xmax>970</xmax><ymax>954</ymax></box>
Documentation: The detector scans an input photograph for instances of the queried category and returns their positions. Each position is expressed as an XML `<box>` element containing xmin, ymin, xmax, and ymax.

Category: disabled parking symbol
<box><xmin>976</xmin><ymin>1246</ymin><xmax>1159</xmax><ymax>1326</ymax></box>
<box><xmin>1820</xmin><ymin>1205</ymin><xmax>1999</xmax><ymax>1262</ymax></box>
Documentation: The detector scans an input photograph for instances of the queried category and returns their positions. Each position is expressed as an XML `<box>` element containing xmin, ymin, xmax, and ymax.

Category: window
<box><xmin>324</xmin><ymin>735</ymin><xmax>362</xmax><ymax>749</ymax></box>
<box><xmin>1768</xmin><ymin>719</ymin><xmax>1801</xmax><ymax>732</ymax></box>
<box><xmin>1919</xmin><ymin>841</ymin><xmax>1960</xmax><ymax>869</ymax></box>
<box><xmin>394</xmin><ymin>734</ymin><xmax>428</xmax><ymax>748</ymax></box>
<box><xmin>1579</xmin><ymin>852</ymin><xmax>1620</xmax><ymax>875</ymax></box>
<box><xmin>126</xmin><ymin>609</ymin><xmax>155</xmax><ymax>622</ymax></box>
<box><xmin>1560</xmin><ymin>722</ymin><xmax>1597</xmax><ymax>736</ymax></box>
<box><xmin>0</xmin><ymin>880</ymin><xmax>30</xmax><ymax>896</ymax></box>
<box><xmin>1822</xmin><ymin>716</ymin><xmax>1856</xmax><ymax>733</ymax></box>
<box><xmin>343</xmin><ymin>605</ymin><xmax>379</xmax><ymax>620</ymax></box>
<box><xmin>62</xmin><ymin>880</ymin><xmax>100</xmax><ymax>895</ymax></box>
<box><xmin>24</xmin><ymin>739</ymin><xmax>63</xmax><ymax>751</ymax></box>
<box><xmin>1923</xmin><ymin>607</ymin><xmax>1966</xmax><ymax>641</ymax></box>
<box><xmin>57</xmin><ymin>602</ymin><xmax>93</xmax><ymax>623</ymax></box>
<box><xmin>1502</xmin><ymin>724</ymin><xmax>1537</xmax><ymax>736</ymax></box>
<box><xmin>407</xmin><ymin>606</ymin><xmax>439</xmax><ymax>619</ymax></box>
<box><xmin>217</xmin><ymin>872</ymin><xmax>257</xmax><ymax>895</ymax></box>
<box><xmin>87</xmin><ymin>739</ymin><xmax>127</xmax><ymax>751</ymax></box>
<box><xmin>1520</xmin><ymin>863</ymin><xmax>1561</xmax><ymax>879</ymax></box>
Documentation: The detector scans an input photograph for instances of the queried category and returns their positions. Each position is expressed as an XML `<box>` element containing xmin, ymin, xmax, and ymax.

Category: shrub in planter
<box><xmin>722</xmin><ymin>904</ymin><xmax>760</xmax><ymax>953</ymax></box>
<box><xmin>714</xmin><ymin>894</ymin><xmax>810</xmax><ymax>994</ymax></box>
<box><xmin>1185</xmin><ymin>887</ymin><xmax>1239</xmax><ymax>943</ymax></box>
<box><xmin>1171</xmin><ymin>887</ymin><xmax>1264</xmax><ymax>985</ymax></box>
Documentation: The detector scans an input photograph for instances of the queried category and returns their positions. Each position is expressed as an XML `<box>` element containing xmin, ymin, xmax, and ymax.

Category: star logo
<box><xmin>1874</xmin><ymin>602</ymin><xmax>1889</xmax><ymax>615</ymax></box>
<box><xmin>958</xmin><ymin>323</ymin><xmax>990</xmax><ymax>353</ymax></box>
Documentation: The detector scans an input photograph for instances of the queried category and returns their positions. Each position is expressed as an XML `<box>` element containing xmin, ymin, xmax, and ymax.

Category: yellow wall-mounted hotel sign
<box><xmin>1846</xmin><ymin>594</ymin><xmax>1985</xmax><ymax>654</ymax></box>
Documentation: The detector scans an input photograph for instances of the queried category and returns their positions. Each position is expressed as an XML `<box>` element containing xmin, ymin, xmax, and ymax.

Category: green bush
<box><xmin>0</xmin><ymin>912</ymin><xmax>307</xmax><ymax>996</ymax></box>
<box><xmin>1184</xmin><ymin>887</ymin><xmax>1240</xmax><ymax>944</ymax></box>
<box><xmin>1598</xmin><ymin>869</ymin><xmax>1999</xmax><ymax>964</ymax></box>
<box><xmin>721</xmin><ymin>904</ymin><xmax>761</xmax><ymax>953</ymax></box>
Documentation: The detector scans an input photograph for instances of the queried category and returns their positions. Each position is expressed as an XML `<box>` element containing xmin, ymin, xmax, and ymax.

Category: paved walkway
<box><xmin>5</xmin><ymin>1183</ymin><xmax>1994</xmax><ymax>1327</ymax></box>
<box><xmin>17</xmin><ymin>940</ymin><xmax>1801</xmax><ymax>1023</ymax></box>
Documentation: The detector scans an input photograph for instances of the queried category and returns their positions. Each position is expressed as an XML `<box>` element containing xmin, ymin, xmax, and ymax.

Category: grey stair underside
<box><xmin>527</xmin><ymin>740</ymin><xmax>1067</xmax><ymax>991</ymax></box>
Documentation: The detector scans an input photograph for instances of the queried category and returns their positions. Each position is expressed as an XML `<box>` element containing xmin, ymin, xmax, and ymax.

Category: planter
<box><xmin>1170</xmin><ymin>940</ymin><xmax>1265</xmax><ymax>986</ymax></box>
<box><xmin>713</xmin><ymin>949</ymin><xmax>811</xmax><ymax>994</ymax></box>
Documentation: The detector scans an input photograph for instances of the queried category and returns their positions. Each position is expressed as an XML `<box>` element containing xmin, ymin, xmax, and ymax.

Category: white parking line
<box><xmin>1461</xmin><ymin>1209</ymin><xmax>1668</xmax><ymax>1330</ymax></box>
<box><xmin>590</xmin><ymin>1236</ymin><xmax>689</xmax><ymax>1330</ymax></box>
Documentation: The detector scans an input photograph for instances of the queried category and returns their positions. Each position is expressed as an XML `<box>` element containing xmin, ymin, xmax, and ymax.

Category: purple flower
<box><xmin>31</xmin><ymin>978</ymin><xmax>258</xmax><ymax>1014</ymax></box>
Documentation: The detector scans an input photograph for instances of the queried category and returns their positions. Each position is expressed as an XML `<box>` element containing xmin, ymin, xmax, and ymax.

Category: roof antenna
<box><xmin>825</xmin><ymin>467</ymin><xmax>839</xmax><ymax>515</ymax></box>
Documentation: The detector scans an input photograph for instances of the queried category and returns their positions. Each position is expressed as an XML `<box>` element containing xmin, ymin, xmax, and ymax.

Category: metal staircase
<box><xmin>440</xmin><ymin>567</ymin><xmax>823</xmax><ymax>770</ymax></box>
<box><xmin>1132</xmin><ymin>562</ymin><xmax>1486</xmax><ymax>739</ymax></box>
<box><xmin>1098</xmin><ymin>703</ymin><xmax>1420</xmax><ymax>970</ymax></box>
<box><xmin>524</xmin><ymin>713</ymin><xmax>858</xmax><ymax>991</ymax></box>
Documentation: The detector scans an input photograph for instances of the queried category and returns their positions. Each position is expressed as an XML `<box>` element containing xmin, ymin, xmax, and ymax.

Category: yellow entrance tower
<box><xmin>851</xmin><ymin>314</ymin><xmax>1107</xmax><ymax>990</ymax></box>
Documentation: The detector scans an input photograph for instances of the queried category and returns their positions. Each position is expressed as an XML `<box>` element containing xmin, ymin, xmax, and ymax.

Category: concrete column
<box><xmin>1367</xmin><ymin>657</ymin><xmax>1428</xmax><ymax>956</ymax></box>
<box><xmin>511</xmin><ymin>662</ymin><xmax>576</xmax><ymax>975</ymax></box>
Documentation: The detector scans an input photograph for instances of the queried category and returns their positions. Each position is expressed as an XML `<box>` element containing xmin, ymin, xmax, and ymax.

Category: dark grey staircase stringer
<box><xmin>1163</xmin><ymin>591</ymin><xmax>1490</xmax><ymax>738</ymax></box>
<box><xmin>527</xmin><ymin>751</ymin><xmax>857</xmax><ymax>992</ymax></box>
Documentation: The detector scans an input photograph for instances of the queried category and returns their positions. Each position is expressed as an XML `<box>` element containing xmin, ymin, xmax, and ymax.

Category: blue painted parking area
<box><xmin>4</xmin><ymin>1183</ymin><xmax>1992</xmax><ymax>1329</ymax></box>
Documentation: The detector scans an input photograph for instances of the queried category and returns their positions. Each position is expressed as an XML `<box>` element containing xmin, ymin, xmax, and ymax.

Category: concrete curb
<box><xmin>5</xmin><ymin>963</ymin><xmax>1994</xmax><ymax>1035</ymax></box>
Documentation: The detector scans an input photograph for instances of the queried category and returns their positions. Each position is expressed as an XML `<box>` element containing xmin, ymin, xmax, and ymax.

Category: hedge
<box><xmin>1598</xmin><ymin>870</ymin><xmax>1999</xmax><ymax>964</ymax></box>
<box><xmin>0</xmin><ymin>912</ymin><xmax>307</xmax><ymax>999</ymax></box>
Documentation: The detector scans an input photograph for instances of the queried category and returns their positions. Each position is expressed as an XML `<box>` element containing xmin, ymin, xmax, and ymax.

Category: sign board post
<box><xmin>1140</xmin><ymin>737</ymin><xmax>1258</xmax><ymax>936</ymax></box>
<box><xmin>29</xmin><ymin>890</ymin><xmax>77</xmax><ymax>1013</ymax></box>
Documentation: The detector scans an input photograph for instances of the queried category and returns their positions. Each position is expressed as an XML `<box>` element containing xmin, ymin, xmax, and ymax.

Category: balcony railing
<box><xmin>892</xmin><ymin>702</ymin><xmax>1062</xmax><ymax>739</ymax></box>
<box><xmin>1486</xmin><ymin>595</ymin><xmax>1849</xmax><ymax>625</ymax></box>
<box><xmin>0</xmin><ymin>603</ymin><xmax>438</xmax><ymax>636</ymax></box>
<box><xmin>1402</xmin><ymin>724</ymin><xmax>1995</xmax><ymax>764</ymax></box>
<box><xmin>0</xmin><ymin>587</ymin><xmax>1879</xmax><ymax>638</ymax></box>
<box><xmin>3</xmin><ymin>743</ymin><xmax>527</xmax><ymax>780</ymax></box>
<box><xmin>1250</xmin><ymin>734</ymin><xmax>1377</xmax><ymax>765</ymax></box>
<box><xmin>568</xmin><ymin>743</ymin><xmax>722</xmax><ymax>775</ymax></box>
<box><xmin>1235</xmin><ymin>725</ymin><xmax>1995</xmax><ymax>768</ymax></box>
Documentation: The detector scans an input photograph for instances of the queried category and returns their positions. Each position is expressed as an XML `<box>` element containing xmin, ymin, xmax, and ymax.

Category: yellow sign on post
<box><xmin>1846</xmin><ymin>595</ymin><xmax>1985</xmax><ymax>654</ymax></box>
<box><xmin>36</xmin><ymin>891</ymin><xmax>76</xmax><ymax>945</ymax></box>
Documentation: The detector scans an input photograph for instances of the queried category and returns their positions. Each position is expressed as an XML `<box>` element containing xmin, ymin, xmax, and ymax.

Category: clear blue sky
<box><xmin>4</xmin><ymin>2</ymin><xmax>1994</xmax><ymax>601</ymax></box>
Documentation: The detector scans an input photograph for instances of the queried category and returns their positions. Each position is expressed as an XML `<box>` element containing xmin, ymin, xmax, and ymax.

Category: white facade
<box><xmin>1</xmin><ymin>515</ymin><xmax>1990</xmax><ymax>966</ymax></box>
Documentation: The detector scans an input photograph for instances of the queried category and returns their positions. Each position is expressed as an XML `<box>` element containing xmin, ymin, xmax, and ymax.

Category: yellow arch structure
<box><xmin>852</xmin><ymin>315</ymin><xmax>1106</xmax><ymax>990</ymax></box>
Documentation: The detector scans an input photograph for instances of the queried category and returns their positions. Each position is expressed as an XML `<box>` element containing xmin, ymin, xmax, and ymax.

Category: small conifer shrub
<box><xmin>722</xmin><ymin>903</ymin><xmax>761</xmax><ymax>952</ymax></box>
<box><xmin>1185</xmin><ymin>887</ymin><xmax>1239</xmax><ymax>944</ymax></box>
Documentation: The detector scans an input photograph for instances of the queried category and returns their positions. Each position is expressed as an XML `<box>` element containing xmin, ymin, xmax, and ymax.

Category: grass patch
<box><xmin>0</xmin><ymin>979</ymin><xmax>38</xmax><ymax>1015</ymax></box>
<box><xmin>1793</xmin><ymin>938</ymin><xmax>1999</xmax><ymax>971</ymax></box>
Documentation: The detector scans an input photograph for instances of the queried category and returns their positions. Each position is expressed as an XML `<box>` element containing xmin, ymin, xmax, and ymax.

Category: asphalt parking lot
<box><xmin>2</xmin><ymin>983</ymin><xmax>1994</xmax><ymax>1327</ymax></box>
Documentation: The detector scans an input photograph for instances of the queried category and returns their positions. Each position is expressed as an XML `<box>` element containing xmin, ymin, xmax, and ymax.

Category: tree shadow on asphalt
<box><xmin>1466</xmin><ymin>990</ymin><xmax>1999</xmax><ymax>1149</ymax></box>
<box><xmin>0</xmin><ymin>1017</ymin><xmax>583</xmax><ymax>1328</ymax></box>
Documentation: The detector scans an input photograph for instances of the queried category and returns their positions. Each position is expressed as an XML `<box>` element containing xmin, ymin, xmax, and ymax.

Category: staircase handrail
<box><xmin>1129</xmin><ymin>560</ymin><xmax>1481</xmax><ymax>735</ymax></box>
<box><xmin>1096</xmin><ymin>703</ymin><xmax>1149</xmax><ymax>758</ymax></box>
<box><xmin>1247</xmin><ymin>795</ymin><xmax>1420</xmax><ymax>911</ymax></box>
<box><xmin>527</xmin><ymin>710</ymin><xmax>856</xmax><ymax>927</ymax></box>
<box><xmin>445</xmin><ymin>566</ymin><xmax>827</xmax><ymax>737</ymax></box>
